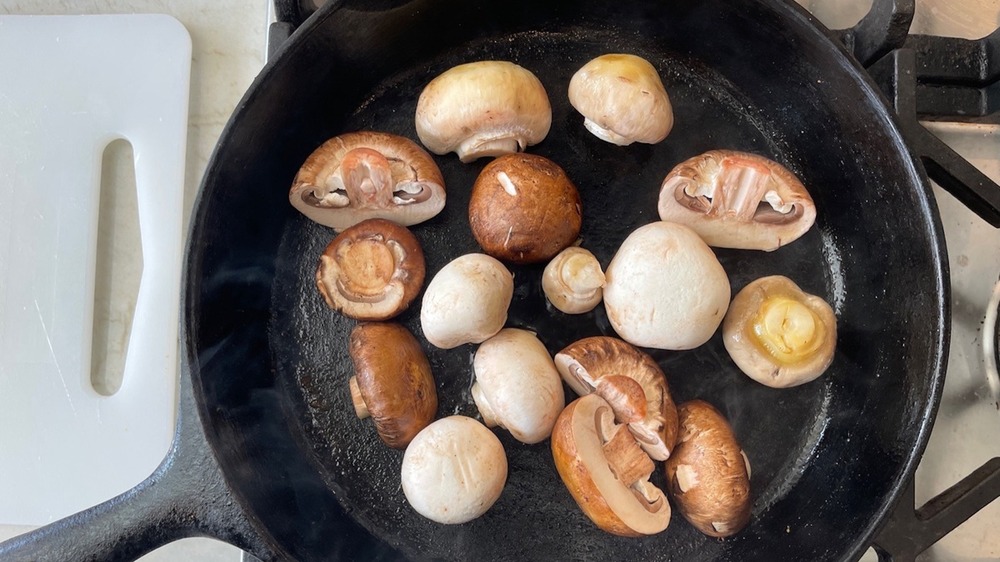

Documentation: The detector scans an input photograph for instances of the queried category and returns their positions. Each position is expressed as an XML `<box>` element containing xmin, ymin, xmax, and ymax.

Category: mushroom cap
<box><xmin>471</xmin><ymin>328</ymin><xmax>565</xmax><ymax>444</ymax></box>
<box><xmin>657</xmin><ymin>150</ymin><xmax>817</xmax><ymax>251</ymax></box>
<box><xmin>568</xmin><ymin>53</ymin><xmax>673</xmax><ymax>146</ymax></box>
<box><xmin>348</xmin><ymin>323</ymin><xmax>437</xmax><ymax>449</ymax></box>
<box><xmin>664</xmin><ymin>400</ymin><xmax>751</xmax><ymax>538</ymax></box>
<box><xmin>542</xmin><ymin>246</ymin><xmax>606</xmax><ymax>314</ymax></box>
<box><xmin>415</xmin><ymin>61</ymin><xmax>552</xmax><ymax>162</ymax></box>
<box><xmin>468</xmin><ymin>153</ymin><xmax>582</xmax><ymax>264</ymax></box>
<box><xmin>723</xmin><ymin>275</ymin><xmax>837</xmax><ymax>388</ymax></box>
<box><xmin>419</xmin><ymin>253</ymin><xmax>514</xmax><ymax>349</ymax></box>
<box><xmin>290</xmin><ymin>131</ymin><xmax>446</xmax><ymax>231</ymax></box>
<box><xmin>401</xmin><ymin>415</ymin><xmax>508</xmax><ymax>524</ymax></box>
<box><xmin>553</xmin><ymin>336</ymin><xmax>679</xmax><ymax>461</ymax></box>
<box><xmin>316</xmin><ymin>218</ymin><xmax>425</xmax><ymax>321</ymax></box>
<box><xmin>603</xmin><ymin>221</ymin><xmax>730</xmax><ymax>350</ymax></box>
<box><xmin>551</xmin><ymin>394</ymin><xmax>671</xmax><ymax>537</ymax></box>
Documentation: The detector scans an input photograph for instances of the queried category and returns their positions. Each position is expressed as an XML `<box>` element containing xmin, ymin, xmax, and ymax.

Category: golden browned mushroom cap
<box><xmin>551</xmin><ymin>394</ymin><xmax>671</xmax><ymax>537</ymax></box>
<box><xmin>290</xmin><ymin>131</ymin><xmax>445</xmax><ymax>231</ymax></box>
<box><xmin>542</xmin><ymin>246</ymin><xmax>606</xmax><ymax>314</ymax></box>
<box><xmin>348</xmin><ymin>323</ymin><xmax>437</xmax><ymax>449</ymax></box>
<box><xmin>568</xmin><ymin>53</ymin><xmax>674</xmax><ymax>146</ymax></box>
<box><xmin>554</xmin><ymin>336</ymin><xmax>679</xmax><ymax>461</ymax></box>
<box><xmin>657</xmin><ymin>150</ymin><xmax>816</xmax><ymax>251</ymax></box>
<box><xmin>415</xmin><ymin>61</ymin><xmax>552</xmax><ymax>162</ymax></box>
<box><xmin>723</xmin><ymin>275</ymin><xmax>837</xmax><ymax>388</ymax></box>
<box><xmin>316</xmin><ymin>218</ymin><xmax>425</xmax><ymax>321</ymax></box>
<box><xmin>664</xmin><ymin>400</ymin><xmax>751</xmax><ymax>538</ymax></box>
<box><xmin>468</xmin><ymin>153</ymin><xmax>582</xmax><ymax>264</ymax></box>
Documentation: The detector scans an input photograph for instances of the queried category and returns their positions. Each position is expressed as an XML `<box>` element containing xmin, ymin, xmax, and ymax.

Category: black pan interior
<box><xmin>184</xmin><ymin>0</ymin><xmax>948</xmax><ymax>560</ymax></box>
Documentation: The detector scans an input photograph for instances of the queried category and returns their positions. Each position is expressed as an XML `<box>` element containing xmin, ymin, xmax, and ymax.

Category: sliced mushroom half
<box><xmin>657</xmin><ymin>150</ymin><xmax>816</xmax><ymax>251</ymax></box>
<box><xmin>290</xmin><ymin>131</ymin><xmax>445</xmax><ymax>231</ymax></box>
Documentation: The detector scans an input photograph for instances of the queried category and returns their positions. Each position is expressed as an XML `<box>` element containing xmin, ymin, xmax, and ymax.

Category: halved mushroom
<box><xmin>316</xmin><ymin>218</ymin><xmax>425</xmax><ymax>320</ymax></box>
<box><xmin>415</xmin><ymin>61</ymin><xmax>552</xmax><ymax>162</ymax></box>
<box><xmin>665</xmin><ymin>400</ymin><xmax>751</xmax><ymax>538</ymax></box>
<box><xmin>419</xmin><ymin>253</ymin><xmax>514</xmax><ymax>349</ymax></box>
<box><xmin>723</xmin><ymin>275</ymin><xmax>837</xmax><ymax>388</ymax></box>
<box><xmin>568</xmin><ymin>53</ymin><xmax>673</xmax><ymax>145</ymax></box>
<box><xmin>554</xmin><ymin>336</ymin><xmax>679</xmax><ymax>461</ymax></box>
<box><xmin>551</xmin><ymin>394</ymin><xmax>671</xmax><ymax>537</ymax></box>
<box><xmin>657</xmin><ymin>150</ymin><xmax>816</xmax><ymax>251</ymax></box>
<box><xmin>542</xmin><ymin>247</ymin><xmax>606</xmax><ymax>314</ymax></box>
<box><xmin>348</xmin><ymin>323</ymin><xmax>437</xmax><ymax>449</ymax></box>
<box><xmin>290</xmin><ymin>131</ymin><xmax>445</xmax><ymax>231</ymax></box>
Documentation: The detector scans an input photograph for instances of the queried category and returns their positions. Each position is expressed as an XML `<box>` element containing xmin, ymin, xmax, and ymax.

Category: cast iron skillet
<box><xmin>0</xmin><ymin>0</ymin><xmax>951</xmax><ymax>560</ymax></box>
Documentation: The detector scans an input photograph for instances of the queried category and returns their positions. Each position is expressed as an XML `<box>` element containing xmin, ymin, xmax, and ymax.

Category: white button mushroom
<box><xmin>401</xmin><ymin>416</ymin><xmax>508</xmax><ymax>524</ymax></box>
<box><xmin>541</xmin><ymin>246</ymin><xmax>605</xmax><ymax>314</ymax></box>
<box><xmin>415</xmin><ymin>61</ymin><xmax>552</xmax><ymax>162</ymax></box>
<box><xmin>471</xmin><ymin>329</ymin><xmax>565</xmax><ymax>444</ymax></box>
<box><xmin>419</xmin><ymin>253</ymin><xmax>514</xmax><ymax>349</ymax></box>
<box><xmin>603</xmin><ymin>222</ymin><xmax>731</xmax><ymax>350</ymax></box>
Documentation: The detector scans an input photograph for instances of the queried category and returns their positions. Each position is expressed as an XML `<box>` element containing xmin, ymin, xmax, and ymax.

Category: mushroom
<box><xmin>401</xmin><ymin>415</ymin><xmax>508</xmax><ymax>524</ymax></box>
<box><xmin>289</xmin><ymin>131</ymin><xmax>446</xmax><ymax>231</ymax></box>
<box><xmin>568</xmin><ymin>53</ymin><xmax>673</xmax><ymax>146</ymax></box>
<box><xmin>415</xmin><ymin>61</ymin><xmax>552</xmax><ymax>162</ymax></box>
<box><xmin>468</xmin><ymin>153</ymin><xmax>582</xmax><ymax>264</ymax></box>
<box><xmin>419</xmin><ymin>253</ymin><xmax>514</xmax><ymax>349</ymax></box>
<box><xmin>657</xmin><ymin>150</ymin><xmax>817</xmax><ymax>251</ymax></box>
<box><xmin>542</xmin><ymin>246</ymin><xmax>606</xmax><ymax>314</ymax></box>
<box><xmin>316</xmin><ymin>218</ymin><xmax>425</xmax><ymax>321</ymax></box>
<box><xmin>553</xmin><ymin>336</ymin><xmax>679</xmax><ymax>461</ymax></box>
<box><xmin>664</xmin><ymin>400</ymin><xmax>751</xmax><ymax>538</ymax></box>
<box><xmin>723</xmin><ymin>275</ymin><xmax>837</xmax><ymax>388</ymax></box>
<box><xmin>551</xmin><ymin>394</ymin><xmax>671</xmax><ymax>536</ymax></box>
<box><xmin>348</xmin><ymin>323</ymin><xmax>437</xmax><ymax>449</ymax></box>
<box><xmin>604</xmin><ymin>222</ymin><xmax>730</xmax><ymax>350</ymax></box>
<box><xmin>471</xmin><ymin>328</ymin><xmax>565</xmax><ymax>444</ymax></box>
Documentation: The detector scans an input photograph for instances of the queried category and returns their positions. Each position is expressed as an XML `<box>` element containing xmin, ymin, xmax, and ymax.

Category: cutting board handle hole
<box><xmin>91</xmin><ymin>138</ymin><xmax>143</xmax><ymax>397</ymax></box>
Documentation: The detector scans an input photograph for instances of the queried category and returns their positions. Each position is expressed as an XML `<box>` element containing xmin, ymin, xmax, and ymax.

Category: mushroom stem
<box><xmin>599</xmin><ymin>409</ymin><xmax>654</xmax><ymax>487</ymax></box>
<box><xmin>458</xmin><ymin>137</ymin><xmax>521</xmax><ymax>163</ymax></box>
<box><xmin>471</xmin><ymin>382</ymin><xmax>499</xmax><ymax>428</ymax></box>
<box><xmin>583</xmin><ymin>118</ymin><xmax>630</xmax><ymax>146</ymax></box>
<box><xmin>349</xmin><ymin>376</ymin><xmax>370</xmax><ymax>419</ymax></box>
<box><xmin>341</xmin><ymin>147</ymin><xmax>394</xmax><ymax>207</ymax></box>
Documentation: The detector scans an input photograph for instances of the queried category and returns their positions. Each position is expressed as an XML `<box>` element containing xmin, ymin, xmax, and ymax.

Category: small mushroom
<box><xmin>542</xmin><ymin>247</ymin><xmax>606</xmax><ymax>314</ymax></box>
<box><xmin>664</xmin><ymin>400</ymin><xmax>751</xmax><ymax>538</ymax></box>
<box><xmin>553</xmin><ymin>336</ymin><xmax>679</xmax><ymax>461</ymax></box>
<box><xmin>290</xmin><ymin>131</ymin><xmax>446</xmax><ymax>231</ymax></box>
<box><xmin>415</xmin><ymin>61</ymin><xmax>552</xmax><ymax>162</ymax></box>
<box><xmin>568</xmin><ymin>53</ymin><xmax>673</xmax><ymax>146</ymax></box>
<box><xmin>551</xmin><ymin>394</ymin><xmax>671</xmax><ymax>537</ymax></box>
<box><xmin>603</xmin><ymin>222</ymin><xmax>730</xmax><ymax>350</ymax></box>
<box><xmin>657</xmin><ymin>150</ymin><xmax>817</xmax><ymax>251</ymax></box>
<box><xmin>316</xmin><ymin>218</ymin><xmax>425</xmax><ymax>321</ymax></box>
<box><xmin>468</xmin><ymin>153</ymin><xmax>582</xmax><ymax>264</ymax></box>
<box><xmin>419</xmin><ymin>253</ymin><xmax>514</xmax><ymax>349</ymax></box>
<box><xmin>723</xmin><ymin>275</ymin><xmax>837</xmax><ymax>388</ymax></box>
<box><xmin>401</xmin><ymin>415</ymin><xmax>508</xmax><ymax>524</ymax></box>
<box><xmin>348</xmin><ymin>323</ymin><xmax>437</xmax><ymax>449</ymax></box>
<box><xmin>472</xmin><ymin>328</ymin><xmax>565</xmax><ymax>444</ymax></box>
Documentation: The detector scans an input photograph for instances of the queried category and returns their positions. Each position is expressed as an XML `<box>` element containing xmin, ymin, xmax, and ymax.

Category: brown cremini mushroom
<box><xmin>415</xmin><ymin>61</ymin><xmax>552</xmax><ymax>162</ymax></box>
<box><xmin>554</xmin><ymin>336</ymin><xmax>679</xmax><ymax>461</ymax></box>
<box><xmin>468</xmin><ymin>153</ymin><xmax>582</xmax><ymax>264</ymax></box>
<box><xmin>348</xmin><ymin>323</ymin><xmax>437</xmax><ymax>449</ymax></box>
<box><xmin>723</xmin><ymin>275</ymin><xmax>837</xmax><ymax>388</ymax></box>
<box><xmin>664</xmin><ymin>400</ymin><xmax>751</xmax><ymax>538</ymax></box>
<box><xmin>657</xmin><ymin>150</ymin><xmax>816</xmax><ymax>251</ymax></box>
<box><xmin>316</xmin><ymin>218</ymin><xmax>425</xmax><ymax>321</ymax></box>
<box><xmin>551</xmin><ymin>394</ymin><xmax>671</xmax><ymax>537</ymax></box>
<box><xmin>290</xmin><ymin>131</ymin><xmax>445</xmax><ymax>231</ymax></box>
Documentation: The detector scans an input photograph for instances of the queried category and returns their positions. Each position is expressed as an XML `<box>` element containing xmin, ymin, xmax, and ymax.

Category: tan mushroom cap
<box><xmin>554</xmin><ymin>336</ymin><xmax>679</xmax><ymax>461</ymax></box>
<box><xmin>568</xmin><ymin>53</ymin><xmax>673</xmax><ymax>145</ymax></box>
<box><xmin>723</xmin><ymin>275</ymin><xmax>837</xmax><ymax>388</ymax></box>
<box><xmin>551</xmin><ymin>394</ymin><xmax>671</xmax><ymax>537</ymax></box>
<box><xmin>415</xmin><ymin>61</ymin><xmax>552</xmax><ymax>162</ymax></box>
<box><xmin>657</xmin><ymin>150</ymin><xmax>817</xmax><ymax>251</ymax></box>
<box><xmin>348</xmin><ymin>323</ymin><xmax>437</xmax><ymax>449</ymax></box>
<box><xmin>316</xmin><ymin>218</ymin><xmax>425</xmax><ymax>321</ymax></box>
<box><xmin>665</xmin><ymin>400</ymin><xmax>751</xmax><ymax>538</ymax></box>
<box><xmin>290</xmin><ymin>131</ymin><xmax>445</xmax><ymax>231</ymax></box>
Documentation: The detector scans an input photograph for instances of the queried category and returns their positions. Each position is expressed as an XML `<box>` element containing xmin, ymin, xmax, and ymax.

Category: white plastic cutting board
<box><xmin>0</xmin><ymin>14</ymin><xmax>190</xmax><ymax>525</ymax></box>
